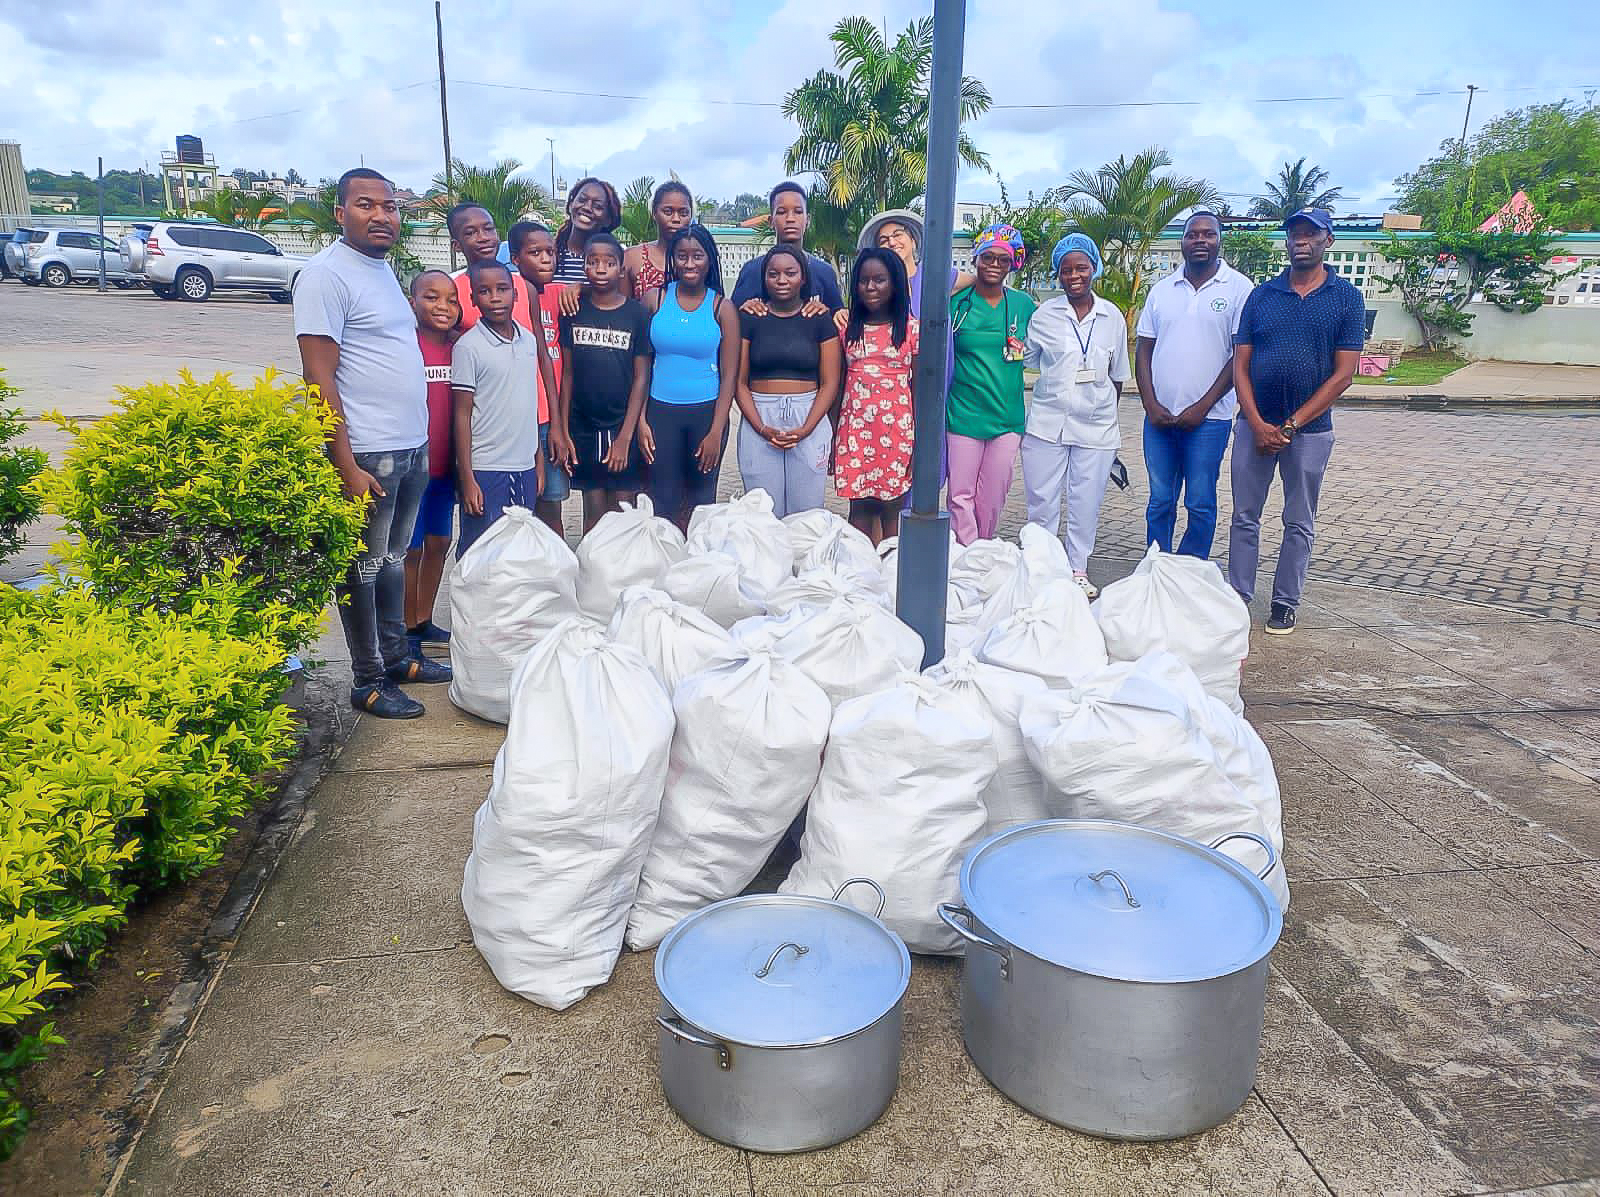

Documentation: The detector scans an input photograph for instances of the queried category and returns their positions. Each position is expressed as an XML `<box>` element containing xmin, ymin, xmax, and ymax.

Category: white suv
<box><xmin>121</xmin><ymin>222</ymin><xmax>308</xmax><ymax>302</ymax></box>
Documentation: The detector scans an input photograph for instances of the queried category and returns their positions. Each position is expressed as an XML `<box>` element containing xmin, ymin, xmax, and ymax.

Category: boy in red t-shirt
<box><xmin>403</xmin><ymin>270</ymin><xmax>462</xmax><ymax>652</ymax></box>
<box><xmin>510</xmin><ymin>219</ymin><xmax>573</xmax><ymax>536</ymax></box>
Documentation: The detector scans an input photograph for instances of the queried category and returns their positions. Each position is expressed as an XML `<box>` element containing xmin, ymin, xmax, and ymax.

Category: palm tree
<box><xmin>278</xmin><ymin>184</ymin><xmax>342</xmax><ymax>247</ymax></box>
<box><xmin>618</xmin><ymin>175</ymin><xmax>658</xmax><ymax>246</ymax></box>
<box><xmin>1249</xmin><ymin>158</ymin><xmax>1343</xmax><ymax>219</ymax></box>
<box><xmin>783</xmin><ymin>16</ymin><xmax>991</xmax><ymax>216</ymax></box>
<box><xmin>427</xmin><ymin>159</ymin><xmax>554</xmax><ymax>237</ymax></box>
<box><xmin>1057</xmin><ymin>148</ymin><xmax>1223</xmax><ymax>313</ymax></box>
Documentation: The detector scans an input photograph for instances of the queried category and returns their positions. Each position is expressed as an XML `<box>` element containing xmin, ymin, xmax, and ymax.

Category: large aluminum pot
<box><xmin>938</xmin><ymin>820</ymin><xmax>1282</xmax><ymax>1141</ymax></box>
<box><xmin>655</xmin><ymin>878</ymin><xmax>910</xmax><ymax>1153</ymax></box>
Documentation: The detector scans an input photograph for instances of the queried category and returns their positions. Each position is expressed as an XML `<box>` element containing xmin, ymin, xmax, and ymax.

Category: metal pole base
<box><xmin>895</xmin><ymin>509</ymin><xmax>952</xmax><ymax>669</ymax></box>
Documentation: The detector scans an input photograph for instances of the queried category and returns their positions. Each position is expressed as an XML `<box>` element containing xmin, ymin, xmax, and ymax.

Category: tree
<box><xmin>1057</xmin><ymin>147</ymin><xmax>1222</xmax><ymax>315</ymax></box>
<box><xmin>1249</xmin><ymin>158</ymin><xmax>1343</xmax><ymax>220</ymax></box>
<box><xmin>970</xmin><ymin>179</ymin><xmax>1070</xmax><ymax>291</ymax></box>
<box><xmin>1393</xmin><ymin>100</ymin><xmax>1600</xmax><ymax>232</ymax></box>
<box><xmin>783</xmin><ymin>16</ymin><xmax>991</xmax><ymax>217</ymax></box>
<box><xmin>1375</xmin><ymin>229</ymin><xmax>1569</xmax><ymax>349</ymax></box>
<box><xmin>285</xmin><ymin>168</ymin><xmax>306</xmax><ymax>187</ymax></box>
<box><xmin>728</xmin><ymin>192</ymin><xmax>767</xmax><ymax>222</ymax></box>
<box><xmin>1220</xmin><ymin>229</ymin><xmax>1282</xmax><ymax>283</ymax></box>
<box><xmin>426</xmin><ymin>159</ymin><xmax>554</xmax><ymax>238</ymax></box>
<box><xmin>618</xmin><ymin>175</ymin><xmax>658</xmax><ymax>246</ymax></box>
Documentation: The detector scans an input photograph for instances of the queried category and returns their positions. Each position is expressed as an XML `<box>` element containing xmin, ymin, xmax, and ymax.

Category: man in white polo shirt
<box><xmin>1134</xmin><ymin>211</ymin><xmax>1254</xmax><ymax>559</ymax></box>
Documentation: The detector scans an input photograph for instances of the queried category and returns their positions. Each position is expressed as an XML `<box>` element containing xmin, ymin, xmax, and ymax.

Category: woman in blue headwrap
<box><xmin>945</xmin><ymin>222</ymin><xmax>1037</xmax><ymax>544</ymax></box>
<box><xmin>1020</xmin><ymin>232</ymin><xmax>1130</xmax><ymax>598</ymax></box>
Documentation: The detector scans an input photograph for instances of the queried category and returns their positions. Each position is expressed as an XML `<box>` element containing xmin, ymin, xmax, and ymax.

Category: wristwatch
<box><xmin>1281</xmin><ymin>417</ymin><xmax>1299</xmax><ymax>438</ymax></box>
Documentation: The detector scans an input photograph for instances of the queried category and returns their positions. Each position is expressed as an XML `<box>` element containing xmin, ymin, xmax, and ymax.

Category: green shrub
<box><xmin>40</xmin><ymin>370</ymin><xmax>367</xmax><ymax>656</ymax></box>
<box><xmin>0</xmin><ymin>369</ymin><xmax>47</xmax><ymax>564</ymax></box>
<box><xmin>0</xmin><ymin>584</ymin><xmax>297</xmax><ymax>1157</ymax></box>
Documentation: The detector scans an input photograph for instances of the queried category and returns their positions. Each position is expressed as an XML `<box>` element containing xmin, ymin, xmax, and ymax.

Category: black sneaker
<box><xmin>387</xmin><ymin>655</ymin><xmax>453</xmax><ymax>684</ymax></box>
<box><xmin>1265</xmin><ymin>603</ymin><xmax>1297</xmax><ymax>636</ymax></box>
<box><xmin>414</xmin><ymin>620</ymin><xmax>451</xmax><ymax>645</ymax></box>
<box><xmin>352</xmin><ymin>682</ymin><xmax>425</xmax><ymax>719</ymax></box>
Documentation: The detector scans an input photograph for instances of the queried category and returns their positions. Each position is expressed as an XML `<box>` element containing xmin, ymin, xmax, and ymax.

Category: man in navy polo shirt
<box><xmin>1228</xmin><ymin>208</ymin><xmax>1364</xmax><ymax>635</ymax></box>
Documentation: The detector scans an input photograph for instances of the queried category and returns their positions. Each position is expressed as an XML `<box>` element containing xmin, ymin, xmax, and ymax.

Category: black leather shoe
<box><xmin>1265</xmin><ymin>603</ymin><xmax>1297</xmax><ymax>635</ymax></box>
<box><xmin>386</xmin><ymin>655</ymin><xmax>453</xmax><ymax>684</ymax></box>
<box><xmin>351</xmin><ymin>682</ymin><xmax>425</xmax><ymax>719</ymax></box>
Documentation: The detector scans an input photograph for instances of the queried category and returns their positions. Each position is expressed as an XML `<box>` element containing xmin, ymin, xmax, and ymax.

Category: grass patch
<box><xmin>1361</xmin><ymin>349</ymin><xmax>1470</xmax><ymax>386</ymax></box>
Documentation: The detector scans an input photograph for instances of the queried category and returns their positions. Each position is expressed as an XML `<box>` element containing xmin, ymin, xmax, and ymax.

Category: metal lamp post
<box><xmin>895</xmin><ymin>0</ymin><xmax>967</xmax><ymax>668</ymax></box>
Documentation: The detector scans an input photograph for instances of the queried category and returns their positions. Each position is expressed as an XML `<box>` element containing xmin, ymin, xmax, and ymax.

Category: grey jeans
<box><xmin>737</xmin><ymin>390</ymin><xmax>831</xmax><ymax>519</ymax></box>
<box><xmin>338</xmin><ymin>443</ymin><xmax>430</xmax><ymax>689</ymax></box>
<box><xmin>1227</xmin><ymin>420</ymin><xmax>1335</xmax><ymax>609</ymax></box>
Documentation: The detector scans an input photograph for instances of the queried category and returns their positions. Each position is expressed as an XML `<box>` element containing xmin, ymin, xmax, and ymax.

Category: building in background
<box><xmin>0</xmin><ymin>141</ymin><xmax>30</xmax><ymax>232</ymax></box>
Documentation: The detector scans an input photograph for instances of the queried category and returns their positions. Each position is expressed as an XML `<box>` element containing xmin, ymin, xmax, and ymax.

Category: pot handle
<box><xmin>1088</xmin><ymin>869</ymin><xmax>1141</xmax><ymax>908</ymax></box>
<box><xmin>832</xmin><ymin>877</ymin><xmax>888</xmax><ymax>919</ymax></box>
<box><xmin>1209</xmin><ymin>831</ymin><xmax>1278</xmax><ymax>882</ymax></box>
<box><xmin>656</xmin><ymin>1015</ymin><xmax>731</xmax><ymax>1070</ymax></box>
<box><xmin>754</xmin><ymin>942</ymin><xmax>809</xmax><ymax>978</ymax></box>
<box><xmin>937</xmin><ymin>903</ymin><xmax>1012</xmax><ymax>981</ymax></box>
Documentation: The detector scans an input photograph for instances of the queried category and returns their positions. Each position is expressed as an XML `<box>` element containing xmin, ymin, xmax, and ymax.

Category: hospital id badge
<box><xmin>1074</xmin><ymin>366</ymin><xmax>1098</xmax><ymax>384</ymax></box>
<box><xmin>1003</xmin><ymin>334</ymin><xmax>1025</xmax><ymax>362</ymax></box>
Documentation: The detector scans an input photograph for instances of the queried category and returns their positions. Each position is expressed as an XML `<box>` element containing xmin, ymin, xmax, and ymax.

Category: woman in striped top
<box><xmin>552</xmin><ymin>177</ymin><xmax>621</xmax><ymax>285</ymax></box>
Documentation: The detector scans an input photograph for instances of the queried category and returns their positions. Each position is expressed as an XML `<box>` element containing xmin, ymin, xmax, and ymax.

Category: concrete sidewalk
<box><xmin>1344</xmin><ymin>360</ymin><xmax>1600</xmax><ymax>404</ymax></box>
<box><xmin>103</xmin><ymin>572</ymin><xmax>1600</xmax><ymax>1197</ymax></box>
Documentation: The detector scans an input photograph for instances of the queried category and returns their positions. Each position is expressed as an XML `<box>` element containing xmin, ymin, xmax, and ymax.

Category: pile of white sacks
<box><xmin>455</xmin><ymin>490</ymin><xmax>1285</xmax><ymax>1011</ymax></box>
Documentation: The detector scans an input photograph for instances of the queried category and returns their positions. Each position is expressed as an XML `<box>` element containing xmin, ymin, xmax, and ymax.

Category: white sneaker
<box><xmin>1074</xmin><ymin>572</ymin><xmax>1099</xmax><ymax>600</ymax></box>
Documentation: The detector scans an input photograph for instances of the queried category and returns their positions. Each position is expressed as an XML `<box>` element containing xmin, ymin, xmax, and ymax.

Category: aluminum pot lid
<box><xmin>655</xmin><ymin>890</ymin><xmax>911</xmax><ymax>1048</ymax></box>
<box><xmin>960</xmin><ymin>820</ymin><xmax>1282</xmax><ymax>983</ymax></box>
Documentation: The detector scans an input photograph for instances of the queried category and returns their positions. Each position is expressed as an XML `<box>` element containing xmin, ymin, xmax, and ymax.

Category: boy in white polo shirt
<box><xmin>452</xmin><ymin>259</ymin><xmax>552</xmax><ymax>556</ymax></box>
<box><xmin>1133</xmin><ymin>211</ymin><xmax>1253</xmax><ymax>559</ymax></box>
<box><xmin>1021</xmin><ymin>233</ymin><xmax>1130</xmax><ymax>599</ymax></box>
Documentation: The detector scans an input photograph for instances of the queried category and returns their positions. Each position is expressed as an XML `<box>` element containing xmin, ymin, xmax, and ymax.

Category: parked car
<box><xmin>5</xmin><ymin>229</ymin><xmax>47</xmax><ymax>283</ymax></box>
<box><xmin>120</xmin><ymin>221</ymin><xmax>307</xmax><ymax>302</ymax></box>
<box><xmin>20</xmin><ymin>229</ymin><xmax>137</xmax><ymax>287</ymax></box>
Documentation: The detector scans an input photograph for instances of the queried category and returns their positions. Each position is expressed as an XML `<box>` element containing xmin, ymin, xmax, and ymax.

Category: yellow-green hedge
<box><xmin>0</xmin><ymin>584</ymin><xmax>296</xmax><ymax>1156</ymax></box>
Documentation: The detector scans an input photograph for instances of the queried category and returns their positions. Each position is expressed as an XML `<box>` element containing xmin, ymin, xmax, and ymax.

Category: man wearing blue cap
<box><xmin>1228</xmin><ymin>208</ymin><xmax>1364</xmax><ymax>635</ymax></box>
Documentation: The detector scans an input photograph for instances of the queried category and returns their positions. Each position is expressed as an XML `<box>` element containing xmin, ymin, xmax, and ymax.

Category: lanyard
<box><xmin>1068</xmin><ymin>312</ymin><xmax>1099</xmax><ymax>360</ymax></box>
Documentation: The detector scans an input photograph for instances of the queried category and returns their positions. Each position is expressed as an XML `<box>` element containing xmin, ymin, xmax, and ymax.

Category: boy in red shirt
<box><xmin>404</xmin><ymin>270</ymin><xmax>461</xmax><ymax>652</ymax></box>
<box><xmin>510</xmin><ymin>219</ymin><xmax>572</xmax><ymax>536</ymax></box>
<box><xmin>447</xmin><ymin>203</ymin><xmax>534</xmax><ymax>332</ymax></box>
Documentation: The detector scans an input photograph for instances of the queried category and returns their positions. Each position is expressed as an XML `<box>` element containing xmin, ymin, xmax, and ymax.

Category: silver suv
<box><xmin>20</xmin><ymin>229</ymin><xmax>136</xmax><ymax>287</ymax></box>
<box><xmin>121</xmin><ymin>221</ymin><xmax>307</xmax><ymax>302</ymax></box>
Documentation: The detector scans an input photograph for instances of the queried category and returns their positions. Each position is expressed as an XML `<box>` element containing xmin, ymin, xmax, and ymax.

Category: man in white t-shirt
<box><xmin>1133</xmin><ymin>211</ymin><xmax>1254</xmax><ymax>560</ymax></box>
<box><xmin>295</xmin><ymin>167</ymin><xmax>451</xmax><ymax>720</ymax></box>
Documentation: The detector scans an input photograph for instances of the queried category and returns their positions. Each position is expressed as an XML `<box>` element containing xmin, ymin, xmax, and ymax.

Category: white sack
<box><xmin>978</xmin><ymin>578</ymin><xmax>1109</xmax><ymax>689</ymax></box>
<box><xmin>925</xmin><ymin>651</ymin><xmax>1051</xmax><ymax>834</ymax></box>
<box><xmin>448</xmin><ymin>506</ymin><xmax>581</xmax><ymax>724</ymax></box>
<box><xmin>626</xmin><ymin>649</ymin><xmax>832</xmax><ymax>949</ymax></box>
<box><xmin>1016</xmin><ymin>521</ymin><xmax>1077</xmax><ymax>598</ymax></box>
<box><xmin>607</xmin><ymin>586</ymin><xmax>732</xmax><ymax>695</ymax></box>
<box><xmin>659</xmin><ymin>551</ymin><xmax>767</xmax><ymax>627</ymax></box>
<box><xmin>686</xmin><ymin>489</ymin><xmax>793</xmax><ymax>597</ymax></box>
<box><xmin>729</xmin><ymin>606</ymin><xmax>814</xmax><ymax>653</ymax></box>
<box><xmin>575</xmin><ymin>494</ymin><xmax>687</xmax><ymax>620</ymax></box>
<box><xmin>1020</xmin><ymin>657</ymin><xmax>1284</xmax><ymax>908</ymax></box>
<box><xmin>767</xmin><ymin>567</ymin><xmax>890</xmax><ymax>617</ymax></box>
<box><xmin>462</xmin><ymin>619</ymin><xmax>674</xmax><ymax>1009</ymax></box>
<box><xmin>780</xmin><ymin>673</ymin><xmax>996</xmax><ymax>953</ymax></box>
<box><xmin>877</xmin><ymin>536</ymin><xmax>899</xmax><ymax>602</ymax></box>
<box><xmin>762</xmin><ymin>597</ymin><xmax>924</xmax><ymax>706</ymax></box>
<box><xmin>1093</xmin><ymin>652</ymin><xmax>1288</xmax><ymax>908</ymax></box>
<box><xmin>782</xmin><ymin>507</ymin><xmax>852</xmax><ymax>570</ymax></box>
<box><xmin>801</xmin><ymin>521</ymin><xmax>883</xmax><ymax>581</ymax></box>
<box><xmin>1094</xmin><ymin>542</ymin><xmax>1251</xmax><ymax>713</ymax></box>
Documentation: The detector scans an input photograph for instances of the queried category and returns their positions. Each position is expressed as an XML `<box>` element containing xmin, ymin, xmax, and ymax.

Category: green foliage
<box><xmin>1248</xmin><ymin>158</ymin><xmax>1343</xmax><ymax>220</ymax></box>
<box><xmin>969</xmin><ymin>179</ymin><xmax>1070</xmax><ymax>292</ymax></box>
<box><xmin>23</xmin><ymin>167</ymin><xmax>163</xmax><ymax>217</ymax></box>
<box><xmin>618</xmin><ymin>175</ymin><xmax>658</xmax><ymax>247</ymax></box>
<box><xmin>784</xmin><ymin>16</ymin><xmax>991</xmax><ymax>215</ymax></box>
<box><xmin>191</xmin><ymin>190</ymin><xmax>285</xmax><ymax>229</ymax></box>
<box><xmin>1356</xmin><ymin>349</ymin><xmax>1469</xmax><ymax>386</ymax></box>
<box><xmin>39</xmin><ymin>371</ymin><xmax>366</xmax><ymax>656</ymax></box>
<box><xmin>427</xmin><ymin>159</ymin><xmax>555</xmax><ymax>241</ymax></box>
<box><xmin>1221</xmin><ymin>230</ymin><xmax>1284</xmax><ymax>283</ymax></box>
<box><xmin>1394</xmin><ymin>101</ymin><xmax>1600</xmax><ymax>233</ymax></box>
<box><xmin>0</xmin><ymin>371</ymin><xmax>45</xmax><ymax>564</ymax></box>
<box><xmin>1057</xmin><ymin>148</ymin><xmax>1223</xmax><ymax>317</ymax></box>
<box><xmin>0</xmin><ymin>584</ymin><xmax>295</xmax><ymax>1157</ymax></box>
<box><xmin>1375</xmin><ymin>229</ymin><xmax>1569</xmax><ymax>349</ymax></box>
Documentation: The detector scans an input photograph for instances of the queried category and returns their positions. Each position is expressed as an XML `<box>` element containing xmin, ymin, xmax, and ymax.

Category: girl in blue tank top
<box><xmin>638</xmin><ymin>225</ymin><xmax>742</xmax><ymax>530</ymax></box>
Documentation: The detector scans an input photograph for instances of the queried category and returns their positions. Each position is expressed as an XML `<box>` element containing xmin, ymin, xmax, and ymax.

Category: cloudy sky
<box><xmin>4</xmin><ymin>0</ymin><xmax>1596</xmax><ymax>215</ymax></box>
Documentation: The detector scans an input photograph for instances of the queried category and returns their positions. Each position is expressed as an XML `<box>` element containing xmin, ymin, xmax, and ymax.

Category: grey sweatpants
<box><xmin>736</xmin><ymin>390</ymin><xmax>831</xmax><ymax>518</ymax></box>
<box><xmin>1227</xmin><ymin>419</ymin><xmax>1335</xmax><ymax>609</ymax></box>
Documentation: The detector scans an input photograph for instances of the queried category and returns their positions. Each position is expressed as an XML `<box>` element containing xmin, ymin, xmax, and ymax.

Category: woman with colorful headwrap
<box><xmin>1020</xmin><ymin>232</ymin><xmax>1130</xmax><ymax>598</ymax></box>
<box><xmin>945</xmin><ymin>222</ymin><xmax>1037</xmax><ymax>544</ymax></box>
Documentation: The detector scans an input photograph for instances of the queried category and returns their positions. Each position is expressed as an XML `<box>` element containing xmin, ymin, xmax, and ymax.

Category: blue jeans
<box><xmin>1143</xmin><ymin>417</ymin><xmax>1232</xmax><ymax>559</ymax></box>
<box><xmin>338</xmin><ymin>443</ymin><xmax>430</xmax><ymax>689</ymax></box>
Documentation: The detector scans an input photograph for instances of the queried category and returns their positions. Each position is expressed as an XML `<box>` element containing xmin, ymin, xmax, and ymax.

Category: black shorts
<box><xmin>569</xmin><ymin>418</ymin><xmax>646</xmax><ymax>492</ymax></box>
<box><xmin>644</xmin><ymin>398</ymin><xmax>724</xmax><ymax>520</ymax></box>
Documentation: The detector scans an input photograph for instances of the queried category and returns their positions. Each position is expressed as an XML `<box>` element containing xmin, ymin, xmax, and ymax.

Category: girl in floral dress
<box><xmin>834</xmin><ymin>248</ymin><xmax>919</xmax><ymax>545</ymax></box>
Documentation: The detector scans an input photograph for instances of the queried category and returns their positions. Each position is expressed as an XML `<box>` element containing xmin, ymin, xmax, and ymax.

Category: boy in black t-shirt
<box><xmin>554</xmin><ymin>233</ymin><xmax>652</xmax><ymax>532</ymax></box>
